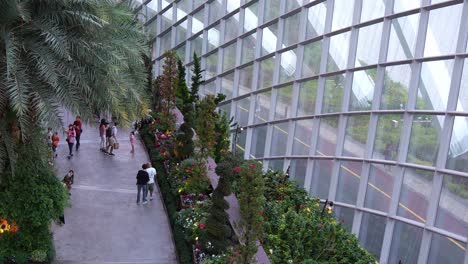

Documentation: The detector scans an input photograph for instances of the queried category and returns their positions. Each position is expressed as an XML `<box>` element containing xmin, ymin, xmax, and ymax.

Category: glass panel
<box><xmin>176</xmin><ymin>0</ymin><xmax>191</xmax><ymax>20</ymax></box>
<box><xmin>258</xmin><ymin>56</ymin><xmax>275</xmax><ymax>89</ymax></box>
<box><xmin>407</xmin><ymin>114</ymin><xmax>444</xmax><ymax>166</ymax></box>
<box><xmin>435</xmin><ymin>174</ymin><xmax>468</xmax><ymax>236</ymax></box>
<box><xmin>322</xmin><ymin>74</ymin><xmax>345</xmax><ymax>113</ymax></box>
<box><xmin>279</xmin><ymin>48</ymin><xmax>297</xmax><ymax>84</ymax></box>
<box><xmin>209</xmin><ymin>0</ymin><xmax>223</xmax><ymax>24</ymax></box>
<box><xmin>316</xmin><ymin>117</ymin><xmax>339</xmax><ymax>157</ymax></box>
<box><xmin>387</xmin><ymin>14</ymin><xmax>419</xmax><ymax>62</ymax></box>
<box><xmin>282</xmin><ymin>12</ymin><xmax>301</xmax><ymax>47</ymax></box>
<box><xmin>234</xmin><ymin>128</ymin><xmax>247</xmax><ymax>156</ymax></box>
<box><xmin>290</xmin><ymin>159</ymin><xmax>308</xmax><ymax>187</ymax></box>
<box><xmin>225</xmin><ymin>13</ymin><xmax>240</xmax><ymax>43</ymax></box>
<box><xmin>306</xmin><ymin>2</ymin><xmax>326</xmax><ymax>39</ymax></box>
<box><xmin>397</xmin><ymin>168</ymin><xmax>433</xmax><ymax>223</ymax></box>
<box><xmin>264</xmin><ymin>0</ymin><xmax>281</xmax><ymax>23</ymax></box>
<box><xmin>193</xmin><ymin>0</ymin><xmax>205</xmax><ymax>9</ymax></box>
<box><xmin>205</xmin><ymin>52</ymin><xmax>218</xmax><ymax>79</ymax></box>
<box><xmin>388</xmin><ymin>222</ymin><xmax>423</xmax><ymax>264</ymax></box>
<box><xmin>350</xmin><ymin>68</ymin><xmax>377</xmax><ymax>111</ymax></box>
<box><xmin>336</xmin><ymin>161</ymin><xmax>362</xmax><ymax>205</ymax></box>
<box><xmin>207</xmin><ymin>24</ymin><xmax>221</xmax><ymax>52</ymax></box>
<box><xmin>176</xmin><ymin>20</ymin><xmax>188</xmax><ymax>45</ymax></box>
<box><xmin>243</xmin><ymin>1</ymin><xmax>258</xmax><ymax>32</ymax></box>
<box><xmin>416</xmin><ymin>59</ymin><xmax>454</xmax><ymax>111</ymax></box>
<box><xmin>223</xmin><ymin>42</ymin><xmax>237</xmax><ymax>72</ymax></box>
<box><xmin>286</xmin><ymin>0</ymin><xmax>301</xmax><ymax>12</ymax></box>
<box><xmin>204</xmin><ymin>80</ymin><xmax>216</xmax><ymax>96</ymax></box>
<box><xmin>190</xmin><ymin>34</ymin><xmax>203</xmax><ymax>57</ymax></box>
<box><xmin>310</xmin><ymin>159</ymin><xmax>333</xmax><ymax>198</ymax></box>
<box><xmin>428</xmin><ymin>232</ymin><xmax>467</xmax><ymax>264</ymax></box>
<box><xmin>360</xmin><ymin>0</ymin><xmax>385</xmax><ymax>22</ymax></box>
<box><xmin>235</xmin><ymin>97</ymin><xmax>250</xmax><ymax>127</ymax></box>
<box><xmin>161</xmin><ymin>7</ymin><xmax>173</xmax><ymax>32</ymax></box>
<box><xmin>274</xmin><ymin>85</ymin><xmax>293</xmax><ymax>120</ymax></box>
<box><xmin>446</xmin><ymin>116</ymin><xmax>468</xmax><ymax>173</ymax></box>
<box><xmin>292</xmin><ymin>119</ymin><xmax>313</xmax><ymax>156</ymax></box>
<box><xmin>268</xmin><ymin>159</ymin><xmax>284</xmax><ymax>171</ymax></box>
<box><xmin>219</xmin><ymin>103</ymin><xmax>231</xmax><ymax>119</ymax></box>
<box><xmin>331</xmin><ymin>0</ymin><xmax>354</xmax><ymax>31</ymax></box>
<box><xmin>359</xmin><ymin>214</ymin><xmax>386</xmax><ymax>259</ymax></box>
<box><xmin>192</xmin><ymin>8</ymin><xmax>204</xmax><ymax>34</ymax></box>
<box><xmin>239</xmin><ymin>64</ymin><xmax>254</xmax><ymax>96</ymax></box>
<box><xmin>227</xmin><ymin>0</ymin><xmax>240</xmax><ymax>13</ymax></box>
<box><xmin>160</xmin><ymin>32</ymin><xmax>172</xmax><ymax>54</ymax></box>
<box><xmin>147</xmin><ymin>19</ymin><xmax>158</xmax><ymax>40</ymax></box>
<box><xmin>373</xmin><ymin>114</ymin><xmax>404</xmax><ymax>161</ymax></box>
<box><xmin>220</xmin><ymin>72</ymin><xmax>235</xmax><ymax>99</ymax></box>
<box><xmin>393</xmin><ymin>0</ymin><xmax>420</xmax><ymax>13</ymax></box>
<box><xmin>327</xmin><ymin>31</ymin><xmax>351</xmax><ymax>72</ymax></box>
<box><xmin>380</xmin><ymin>64</ymin><xmax>411</xmax><ymax>110</ymax></box>
<box><xmin>241</xmin><ymin>33</ymin><xmax>257</xmax><ymax>64</ymax></box>
<box><xmin>297</xmin><ymin>80</ymin><xmax>317</xmax><ymax>116</ymax></box>
<box><xmin>355</xmin><ymin>22</ymin><xmax>383</xmax><ymax>67</ymax></box>
<box><xmin>270</xmin><ymin>122</ymin><xmax>289</xmax><ymax>156</ymax></box>
<box><xmin>161</xmin><ymin>0</ymin><xmax>169</xmax><ymax>9</ymax></box>
<box><xmin>176</xmin><ymin>44</ymin><xmax>186</xmax><ymax>61</ymax></box>
<box><xmin>343</xmin><ymin>115</ymin><xmax>370</xmax><ymax>158</ymax></box>
<box><xmin>262</xmin><ymin>22</ymin><xmax>278</xmax><ymax>56</ymax></box>
<box><xmin>424</xmin><ymin>4</ymin><xmax>463</xmax><ymax>57</ymax></box>
<box><xmin>365</xmin><ymin>164</ymin><xmax>396</xmax><ymax>212</ymax></box>
<box><xmin>146</xmin><ymin>0</ymin><xmax>159</xmax><ymax>19</ymax></box>
<box><xmin>333</xmin><ymin>206</ymin><xmax>354</xmax><ymax>232</ymax></box>
<box><xmin>301</xmin><ymin>41</ymin><xmax>322</xmax><ymax>77</ymax></box>
<box><xmin>254</xmin><ymin>91</ymin><xmax>271</xmax><ymax>124</ymax></box>
<box><xmin>251</xmin><ymin>125</ymin><xmax>268</xmax><ymax>158</ymax></box>
<box><xmin>456</xmin><ymin>59</ymin><xmax>468</xmax><ymax>111</ymax></box>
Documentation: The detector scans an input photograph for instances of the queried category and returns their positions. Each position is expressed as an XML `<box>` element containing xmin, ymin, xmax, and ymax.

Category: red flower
<box><xmin>199</xmin><ymin>223</ymin><xmax>206</xmax><ymax>229</ymax></box>
<box><xmin>259</xmin><ymin>211</ymin><xmax>264</xmax><ymax>215</ymax></box>
<box><xmin>249</xmin><ymin>164</ymin><xmax>255</xmax><ymax>169</ymax></box>
<box><xmin>233</xmin><ymin>167</ymin><xmax>241</xmax><ymax>173</ymax></box>
<box><xmin>185</xmin><ymin>169</ymin><xmax>191</xmax><ymax>173</ymax></box>
<box><xmin>301</xmin><ymin>204</ymin><xmax>306</xmax><ymax>209</ymax></box>
<box><xmin>159</xmin><ymin>149</ymin><xmax>165</xmax><ymax>154</ymax></box>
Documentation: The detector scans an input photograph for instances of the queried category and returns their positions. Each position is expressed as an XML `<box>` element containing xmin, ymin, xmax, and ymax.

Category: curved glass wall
<box><xmin>139</xmin><ymin>0</ymin><xmax>468</xmax><ymax>262</ymax></box>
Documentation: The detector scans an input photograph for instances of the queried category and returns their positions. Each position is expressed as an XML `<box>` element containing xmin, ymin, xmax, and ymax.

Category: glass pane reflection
<box><xmin>336</xmin><ymin>161</ymin><xmax>362</xmax><ymax>205</ymax></box>
<box><xmin>316</xmin><ymin>117</ymin><xmax>339</xmax><ymax>157</ymax></box>
<box><xmin>343</xmin><ymin>115</ymin><xmax>370</xmax><ymax>158</ymax></box>
<box><xmin>302</xmin><ymin>41</ymin><xmax>322</xmax><ymax>78</ymax></box>
<box><xmin>297</xmin><ymin>80</ymin><xmax>317</xmax><ymax>116</ymax></box>
<box><xmin>220</xmin><ymin>72</ymin><xmax>235</xmax><ymax>99</ymax></box>
<box><xmin>306</xmin><ymin>2</ymin><xmax>326</xmax><ymax>39</ymax></box>
<box><xmin>350</xmin><ymin>68</ymin><xmax>377</xmax><ymax>111</ymax></box>
<box><xmin>388</xmin><ymin>221</ymin><xmax>423</xmax><ymax>264</ymax></box>
<box><xmin>355</xmin><ymin>22</ymin><xmax>383</xmax><ymax>67</ymax></box>
<box><xmin>380</xmin><ymin>64</ymin><xmax>411</xmax><ymax>110</ymax></box>
<box><xmin>254</xmin><ymin>90</ymin><xmax>271</xmax><ymax>124</ymax></box>
<box><xmin>270</xmin><ymin>122</ymin><xmax>289</xmax><ymax>156</ymax></box>
<box><xmin>407</xmin><ymin>115</ymin><xmax>444</xmax><ymax>166</ymax></box>
<box><xmin>327</xmin><ymin>31</ymin><xmax>351</xmax><ymax>72</ymax></box>
<box><xmin>365</xmin><ymin>164</ymin><xmax>395</xmax><ymax>212</ymax></box>
<box><xmin>290</xmin><ymin>159</ymin><xmax>308</xmax><ymax>188</ymax></box>
<box><xmin>416</xmin><ymin>60</ymin><xmax>453</xmax><ymax>111</ymax></box>
<box><xmin>428</xmin><ymin>232</ymin><xmax>467</xmax><ymax>264</ymax></box>
<box><xmin>274</xmin><ymin>85</ymin><xmax>293</xmax><ymax>120</ymax></box>
<box><xmin>373</xmin><ymin>114</ymin><xmax>403</xmax><ymax>161</ymax></box>
<box><xmin>331</xmin><ymin>0</ymin><xmax>354</xmax><ymax>31</ymax></box>
<box><xmin>359</xmin><ymin>212</ymin><xmax>386</xmax><ymax>260</ymax></box>
<box><xmin>387</xmin><ymin>14</ymin><xmax>419</xmax><ymax>62</ymax></box>
<box><xmin>292</xmin><ymin>119</ymin><xmax>313</xmax><ymax>156</ymax></box>
<box><xmin>446</xmin><ymin>116</ymin><xmax>468</xmax><ymax>174</ymax></box>
<box><xmin>322</xmin><ymin>74</ymin><xmax>345</xmax><ymax>113</ymax></box>
<box><xmin>239</xmin><ymin>64</ymin><xmax>254</xmax><ymax>96</ymax></box>
<box><xmin>310</xmin><ymin>159</ymin><xmax>332</xmax><ymax>198</ymax></box>
<box><xmin>235</xmin><ymin>97</ymin><xmax>250</xmax><ymax>127</ymax></box>
<box><xmin>251</xmin><ymin>125</ymin><xmax>268</xmax><ymax>158</ymax></box>
<box><xmin>397</xmin><ymin>168</ymin><xmax>433</xmax><ymax>223</ymax></box>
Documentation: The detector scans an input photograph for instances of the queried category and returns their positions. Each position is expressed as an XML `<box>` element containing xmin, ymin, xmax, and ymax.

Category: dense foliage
<box><xmin>0</xmin><ymin>142</ymin><xmax>68</xmax><ymax>263</ymax></box>
<box><xmin>195</xmin><ymin>96</ymin><xmax>218</xmax><ymax>159</ymax></box>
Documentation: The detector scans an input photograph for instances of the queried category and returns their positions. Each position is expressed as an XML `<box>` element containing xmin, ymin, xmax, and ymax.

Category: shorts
<box><xmin>108</xmin><ymin>137</ymin><xmax>116</xmax><ymax>145</ymax></box>
<box><xmin>147</xmin><ymin>183</ymin><xmax>154</xmax><ymax>192</ymax></box>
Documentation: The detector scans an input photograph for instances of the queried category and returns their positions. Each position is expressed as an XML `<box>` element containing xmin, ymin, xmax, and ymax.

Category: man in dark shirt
<box><xmin>136</xmin><ymin>164</ymin><xmax>150</xmax><ymax>204</ymax></box>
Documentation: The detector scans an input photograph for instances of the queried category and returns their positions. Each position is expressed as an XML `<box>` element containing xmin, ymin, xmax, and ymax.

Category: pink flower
<box><xmin>233</xmin><ymin>167</ymin><xmax>241</xmax><ymax>173</ymax></box>
<box><xmin>185</xmin><ymin>169</ymin><xmax>191</xmax><ymax>173</ymax></box>
<box><xmin>199</xmin><ymin>223</ymin><xmax>206</xmax><ymax>229</ymax></box>
<box><xmin>191</xmin><ymin>162</ymin><xmax>195</xmax><ymax>166</ymax></box>
<box><xmin>342</xmin><ymin>220</ymin><xmax>345</xmax><ymax>224</ymax></box>
<box><xmin>249</xmin><ymin>164</ymin><xmax>255</xmax><ymax>169</ymax></box>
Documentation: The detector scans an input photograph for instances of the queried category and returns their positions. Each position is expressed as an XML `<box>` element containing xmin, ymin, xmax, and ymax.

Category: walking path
<box><xmin>52</xmin><ymin>122</ymin><xmax>176</xmax><ymax>264</ymax></box>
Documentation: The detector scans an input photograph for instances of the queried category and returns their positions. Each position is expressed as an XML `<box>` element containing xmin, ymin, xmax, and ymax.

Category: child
<box><xmin>52</xmin><ymin>132</ymin><xmax>60</xmax><ymax>159</ymax></box>
<box><xmin>130</xmin><ymin>131</ymin><xmax>135</xmax><ymax>154</ymax></box>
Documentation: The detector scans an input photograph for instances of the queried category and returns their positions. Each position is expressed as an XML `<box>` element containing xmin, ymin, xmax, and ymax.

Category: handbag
<box><xmin>113</xmin><ymin>142</ymin><xmax>120</xmax><ymax>149</ymax></box>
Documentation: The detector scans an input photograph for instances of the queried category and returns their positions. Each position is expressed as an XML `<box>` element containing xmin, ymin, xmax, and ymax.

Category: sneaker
<box><xmin>109</xmin><ymin>153</ymin><xmax>115</xmax><ymax>156</ymax></box>
<box><xmin>142</xmin><ymin>201</ymin><xmax>148</xmax><ymax>205</ymax></box>
<box><xmin>150</xmin><ymin>197</ymin><xmax>153</xmax><ymax>201</ymax></box>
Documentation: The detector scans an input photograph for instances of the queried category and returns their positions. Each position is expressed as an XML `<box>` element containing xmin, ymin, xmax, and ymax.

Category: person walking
<box><xmin>99</xmin><ymin>119</ymin><xmax>108</xmax><ymax>152</ymax></box>
<box><xmin>51</xmin><ymin>132</ymin><xmax>60</xmax><ymax>161</ymax></box>
<box><xmin>59</xmin><ymin>172</ymin><xmax>74</xmax><ymax>225</ymax></box>
<box><xmin>106</xmin><ymin>122</ymin><xmax>118</xmax><ymax>156</ymax></box>
<box><xmin>73</xmin><ymin>116</ymin><xmax>83</xmax><ymax>151</ymax></box>
<box><xmin>65</xmin><ymin>124</ymin><xmax>76</xmax><ymax>158</ymax></box>
<box><xmin>129</xmin><ymin>131</ymin><xmax>135</xmax><ymax>154</ymax></box>
<box><xmin>136</xmin><ymin>164</ymin><xmax>150</xmax><ymax>205</ymax></box>
<box><xmin>145</xmin><ymin>162</ymin><xmax>157</xmax><ymax>201</ymax></box>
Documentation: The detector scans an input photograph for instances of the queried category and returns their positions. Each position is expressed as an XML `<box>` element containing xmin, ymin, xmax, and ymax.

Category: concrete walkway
<box><xmin>52</xmin><ymin>122</ymin><xmax>176</xmax><ymax>264</ymax></box>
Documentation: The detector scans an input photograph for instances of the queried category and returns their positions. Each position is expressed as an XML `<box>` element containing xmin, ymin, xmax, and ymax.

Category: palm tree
<box><xmin>0</xmin><ymin>0</ymin><xmax>149</xmax><ymax>175</ymax></box>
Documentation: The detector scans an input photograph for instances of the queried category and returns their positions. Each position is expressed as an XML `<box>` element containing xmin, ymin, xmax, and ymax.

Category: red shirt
<box><xmin>74</xmin><ymin>120</ymin><xmax>82</xmax><ymax>136</ymax></box>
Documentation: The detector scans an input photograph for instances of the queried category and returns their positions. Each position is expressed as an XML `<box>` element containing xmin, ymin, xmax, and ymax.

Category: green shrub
<box><xmin>0</xmin><ymin>142</ymin><xmax>67</xmax><ymax>263</ymax></box>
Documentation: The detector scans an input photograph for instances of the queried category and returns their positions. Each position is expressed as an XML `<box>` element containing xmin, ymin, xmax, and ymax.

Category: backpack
<box><xmin>106</xmin><ymin>126</ymin><xmax>112</xmax><ymax>137</ymax></box>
